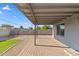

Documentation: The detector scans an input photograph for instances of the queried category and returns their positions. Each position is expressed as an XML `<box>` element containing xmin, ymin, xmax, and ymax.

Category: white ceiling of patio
<box><xmin>17</xmin><ymin>3</ymin><xmax>79</xmax><ymax>25</ymax></box>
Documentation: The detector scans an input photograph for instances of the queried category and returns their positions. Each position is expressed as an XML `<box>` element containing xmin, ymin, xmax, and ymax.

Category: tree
<box><xmin>1</xmin><ymin>24</ymin><xmax>14</xmax><ymax>29</ymax></box>
<box><xmin>41</xmin><ymin>25</ymin><xmax>50</xmax><ymax>30</ymax></box>
<box><xmin>33</xmin><ymin>26</ymin><xmax>41</xmax><ymax>30</ymax></box>
<box><xmin>33</xmin><ymin>25</ymin><xmax>52</xmax><ymax>30</ymax></box>
<box><xmin>20</xmin><ymin>26</ymin><xmax>23</xmax><ymax>29</ymax></box>
<box><xmin>1</xmin><ymin>24</ymin><xmax>13</xmax><ymax>27</ymax></box>
<box><xmin>37</xmin><ymin>26</ymin><xmax>41</xmax><ymax>30</ymax></box>
<box><xmin>29</xmin><ymin>27</ymin><xmax>33</xmax><ymax>30</ymax></box>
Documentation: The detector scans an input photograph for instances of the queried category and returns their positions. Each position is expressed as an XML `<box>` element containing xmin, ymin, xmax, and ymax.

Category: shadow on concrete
<box><xmin>36</xmin><ymin>44</ymin><xmax>70</xmax><ymax>48</ymax></box>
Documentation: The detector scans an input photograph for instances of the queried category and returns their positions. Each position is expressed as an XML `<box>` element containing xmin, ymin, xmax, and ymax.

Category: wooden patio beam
<box><xmin>32</xmin><ymin>5</ymin><xmax>79</xmax><ymax>9</ymax></box>
<box><xmin>26</xmin><ymin>12</ymin><xmax>79</xmax><ymax>14</ymax></box>
<box><xmin>27</xmin><ymin>3</ymin><xmax>37</xmax><ymax>24</ymax></box>
<box><xmin>28</xmin><ymin>15</ymin><xmax>72</xmax><ymax>17</ymax></box>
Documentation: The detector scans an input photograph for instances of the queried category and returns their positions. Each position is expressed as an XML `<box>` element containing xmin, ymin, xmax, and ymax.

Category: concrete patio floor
<box><xmin>2</xmin><ymin>35</ymin><xmax>73</xmax><ymax>56</ymax></box>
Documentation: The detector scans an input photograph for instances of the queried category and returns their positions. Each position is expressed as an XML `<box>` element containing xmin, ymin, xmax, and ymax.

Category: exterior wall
<box><xmin>52</xmin><ymin>26</ymin><xmax>54</xmax><ymax>38</ymax></box>
<box><xmin>10</xmin><ymin>29</ymin><xmax>17</xmax><ymax>35</ymax></box>
<box><xmin>53</xmin><ymin>20</ymin><xmax>66</xmax><ymax>44</ymax></box>
<box><xmin>53</xmin><ymin>14</ymin><xmax>79</xmax><ymax>51</ymax></box>
<box><xmin>65</xmin><ymin>14</ymin><xmax>79</xmax><ymax>51</ymax></box>
<box><xmin>11</xmin><ymin>29</ymin><xmax>52</xmax><ymax>35</ymax></box>
<box><xmin>53</xmin><ymin>24</ymin><xmax>66</xmax><ymax>44</ymax></box>
<box><xmin>0</xmin><ymin>29</ymin><xmax>10</xmax><ymax>37</ymax></box>
<box><xmin>37</xmin><ymin>29</ymin><xmax>52</xmax><ymax>35</ymax></box>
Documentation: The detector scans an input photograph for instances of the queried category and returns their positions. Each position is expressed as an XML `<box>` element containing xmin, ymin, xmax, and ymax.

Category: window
<box><xmin>57</xmin><ymin>23</ymin><xmax>65</xmax><ymax>36</ymax></box>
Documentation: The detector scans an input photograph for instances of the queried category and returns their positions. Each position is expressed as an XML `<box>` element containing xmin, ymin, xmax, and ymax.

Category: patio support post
<box><xmin>53</xmin><ymin>25</ymin><xmax>56</xmax><ymax>38</ymax></box>
<box><xmin>37</xmin><ymin>24</ymin><xmax>38</xmax><ymax>37</ymax></box>
<box><xmin>34</xmin><ymin>24</ymin><xmax>37</xmax><ymax>46</ymax></box>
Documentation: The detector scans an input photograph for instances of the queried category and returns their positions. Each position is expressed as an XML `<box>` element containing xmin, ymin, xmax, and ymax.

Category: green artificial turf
<box><xmin>0</xmin><ymin>37</ymin><xmax>21</xmax><ymax>54</ymax></box>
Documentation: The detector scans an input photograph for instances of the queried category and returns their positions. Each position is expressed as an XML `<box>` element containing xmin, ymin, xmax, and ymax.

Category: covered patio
<box><xmin>3</xmin><ymin>35</ymin><xmax>71</xmax><ymax>56</ymax></box>
<box><xmin>14</xmin><ymin>3</ymin><xmax>79</xmax><ymax>55</ymax></box>
<box><xmin>17</xmin><ymin>3</ymin><xmax>79</xmax><ymax>44</ymax></box>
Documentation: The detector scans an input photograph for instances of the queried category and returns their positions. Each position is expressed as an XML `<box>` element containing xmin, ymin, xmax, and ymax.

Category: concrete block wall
<box><xmin>0</xmin><ymin>29</ymin><xmax>10</xmax><ymax>37</ymax></box>
<box><xmin>11</xmin><ymin>29</ymin><xmax>52</xmax><ymax>35</ymax></box>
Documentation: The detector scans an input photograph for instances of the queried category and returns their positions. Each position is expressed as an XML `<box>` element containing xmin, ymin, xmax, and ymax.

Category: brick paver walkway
<box><xmin>3</xmin><ymin>35</ymin><xmax>70</xmax><ymax>56</ymax></box>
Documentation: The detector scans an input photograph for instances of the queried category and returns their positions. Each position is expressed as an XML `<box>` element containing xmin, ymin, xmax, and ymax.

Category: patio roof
<box><xmin>16</xmin><ymin>3</ymin><xmax>79</xmax><ymax>25</ymax></box>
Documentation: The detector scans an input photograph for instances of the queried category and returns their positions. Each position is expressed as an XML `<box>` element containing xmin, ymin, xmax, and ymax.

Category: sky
<box><xmin>0</xmin><ymin>3</ymin><xmax>34</xmax><ymax>28</ymax></box>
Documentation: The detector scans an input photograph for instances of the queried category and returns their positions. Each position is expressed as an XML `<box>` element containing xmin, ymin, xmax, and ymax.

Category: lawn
<box><xmin>0</xmin><ymin>37</ymin><xmax>21</xmax><ymax>54</ymax></box>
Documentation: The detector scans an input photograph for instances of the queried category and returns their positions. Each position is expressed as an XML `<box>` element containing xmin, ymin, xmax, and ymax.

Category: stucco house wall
<box><xmin>52</xmin><ymin>20</ymin><xmax>66</xmax><ymax>44</ymax></box>
<box><xmin>53</xmin><ymin>14</ymin><xmax>79</xmax><ymax>51</ymax></box>
<box><xmin>65</xmin><ymin>14</ymin><xmax>79</xmax><ymax>51</ymax></box>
